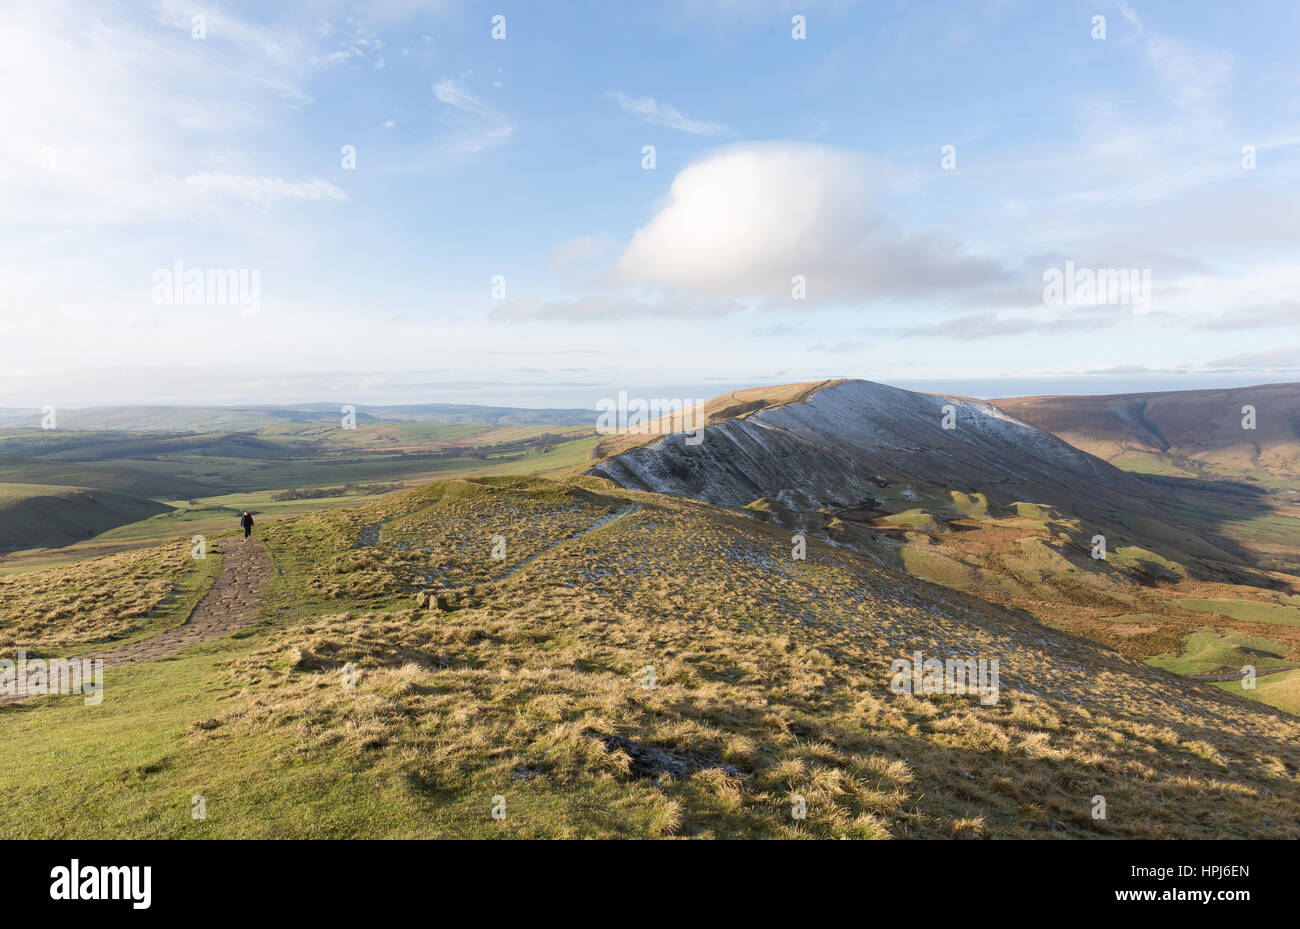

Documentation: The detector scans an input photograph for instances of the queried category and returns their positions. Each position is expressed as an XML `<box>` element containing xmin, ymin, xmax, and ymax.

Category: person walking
<box><xmin>240</xmin><ymin>511</ymin><xmax>254</xmax><ymax>540</ymax></box>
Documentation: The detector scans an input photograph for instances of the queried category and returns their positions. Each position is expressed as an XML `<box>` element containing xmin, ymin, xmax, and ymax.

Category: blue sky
<box><xmin>2</xmin><ymin>0</ymin><xmax>1298</xmax><ymax>408</ymax></box>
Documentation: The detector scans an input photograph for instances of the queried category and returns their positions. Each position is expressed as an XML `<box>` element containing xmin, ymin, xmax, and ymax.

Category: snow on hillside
<box><xmin>592</xmin><ymin>379</ymin><xmax>1135</xmax><ymax>509</ymax></box>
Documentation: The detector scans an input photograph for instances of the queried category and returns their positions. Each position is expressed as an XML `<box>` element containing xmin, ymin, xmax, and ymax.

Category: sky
<box><xmin>1</xmin><ymin>0</ymin><xmax>1298</xmax><ymax>410</ymax></box>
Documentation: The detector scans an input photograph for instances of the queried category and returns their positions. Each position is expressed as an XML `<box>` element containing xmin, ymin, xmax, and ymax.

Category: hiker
<box><xmin>240</xmin><ymin>511</ymin><xmax>254</xmax><ymax>539</ymax></box>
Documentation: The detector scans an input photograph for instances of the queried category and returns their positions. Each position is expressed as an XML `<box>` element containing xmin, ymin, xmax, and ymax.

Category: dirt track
<box><xmin>1</xmin><ymin>538</ymin><xmax>273</xmax><ymax>706</ymax></box>
<box><xmin>84</xmin><ymin>537</ymin><xmax>273</xmax><ymax>669</ymax></box>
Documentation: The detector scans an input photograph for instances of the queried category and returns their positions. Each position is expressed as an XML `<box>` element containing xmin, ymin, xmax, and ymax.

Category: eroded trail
<box><xmin>84</xmin><ymin>537</ymin><xmax>273</xmax><ymax>669</ymax></box>
<box><xmin>1</xmin><ymin>538</ymin><xmax>273</xmax><ymax>706</ymax></box>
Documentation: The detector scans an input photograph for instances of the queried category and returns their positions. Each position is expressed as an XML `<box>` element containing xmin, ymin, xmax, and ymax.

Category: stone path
<box><xmin>85</xmin><ymin>537</ymin><xmax>273</xmax><ymax>669</ymax></box>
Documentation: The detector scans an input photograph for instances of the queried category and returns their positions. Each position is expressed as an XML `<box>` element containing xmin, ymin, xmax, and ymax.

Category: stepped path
<box><xmin>88</xmin><ymin>537</ymin><xmax>273</xmax><ymax>669</ymax></box>
<box><xmin>1</xmin><ymin>538</ymin><xmax>273</xmax><ymax>706</ymax></box>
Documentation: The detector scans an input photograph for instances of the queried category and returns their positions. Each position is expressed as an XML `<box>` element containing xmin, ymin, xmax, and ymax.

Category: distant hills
<box><xmin>994</xmin><ymin>382</ymin><xmax>1300</xmax><ymax>482</ymax></box>
<box><xmin>0</xmin><ymin>403</ymin><xmax>595</xmax><ymax>432</ymax></box>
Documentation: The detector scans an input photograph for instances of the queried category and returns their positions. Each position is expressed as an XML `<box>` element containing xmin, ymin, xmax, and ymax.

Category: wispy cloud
<box><xmin>1207</xmin><ymin>347</ymin><xmax>1300</xmax><ymax>369</ymax></box>
<box><xmin>183</xmin><ymin>173</ymin><xmax>348</xmax><ymax>204</ymax></box>
<box><xmin>1145</xmin><ymin>36</ymin><xmax>1232</xmax><ymax>108</ymax></box>
<box><xmin>1117</xmin><ymin>2</ymin><xmax>1143</xmax><ymax>41</ymax></box>
<box><xmin>432</xmin><ymin>75</ymin><xmax>515</xmax><ymax>154</ymax></box>
<box><xmin>607</xmin><ymin>91</ymin><xmax>729</xmax><ymax>135</ymax></box>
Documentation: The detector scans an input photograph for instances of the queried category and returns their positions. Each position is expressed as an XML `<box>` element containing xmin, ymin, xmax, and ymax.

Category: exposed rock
<box><xmin>586</xmin><ymin>731</ymin><xmax>749</xmax><ymax>781</ymax></box>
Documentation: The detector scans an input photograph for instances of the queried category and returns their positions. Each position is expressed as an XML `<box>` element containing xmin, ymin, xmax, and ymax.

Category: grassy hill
<box><xmin>0</xmin><ymin>423</ymin><xmax>597</xmax><ymax>567</ymax></box>
<box><xmin>0</xmin><ymin>483</ymin><xmax>173</xmax><ymax>553</ymax></box>
<box><xmin>0</xmin><ymin>476</ymin><xmax>1297</xmax><ymax>838</ymax></box>
<box><xmin>0</xmin><ymin>534</ymin><xmax>221</xmax><ymax>652</ymax></box>
<box><xmin>994</xmin><ymin>382</ymin><xmax>1300</xmax><ymax>483</ymax></box>
<box><xmin>586</xmin><ymin>380</ymin><xmax>1300</xmax><ymax>716</ymax></box>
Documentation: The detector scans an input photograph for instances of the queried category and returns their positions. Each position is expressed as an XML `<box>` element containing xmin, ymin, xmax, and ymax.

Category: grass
<box><xmin>1147</xmin><ymin>630</ymin><xmax>1293</xmax><ymax>676</ymax></box>
<box><xmin>1109</xmin><ymin>450</ymin><xmax>1200</xmax><ymax>478</ymax></box>
<box><xmin>0</xmin><ymin>482</ymin><xmax>172</xmax><ymax>552</ymax></box>
<box><xmin>0</xmin><ymin>433</ymin><xmax>598</xmax><ymax>572</ymax></box>
<box><xmin>1</xmin><ymin>476</ymin><xmax>1298</xmax><ymax>838</ymax></box>
<box><xmin>0</xmin><ymin>424</ymin><xmax>597</xmax><ymax>504</ymax></box>
<box><xmin>1177</xmin><ymin>598</ymin><xmax>1300</xmax><ymax>628</ymax></box>
<box><xmin>808</xmin><ymin>474</ymin><xmax>1300</xmax><ymax>718</ymax></box>
<box><xmin>0</xmin><ymin>537</ymin><xmax>222</xmax><ymax>653</ymax></box>
<box><xmin>1212</xmin><ymin>668</ymin><xmax>1300</xmax><ymax>716</ymax></box>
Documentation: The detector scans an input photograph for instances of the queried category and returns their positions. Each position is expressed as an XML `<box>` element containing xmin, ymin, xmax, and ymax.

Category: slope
<box><xmin>0</xmin><ymin>476</ymin><xmax>1297</xmax><ymax>838</ymax></box>
<box><xmin>590</xmin><ymin>378</ymin><xmax>1243</xmax><ymax>572</ymax></box>
<box><xmin>0</xmin><ymin>483</ymin><xmax>173</xmax><ymax>553</ymax></box>
<box><xmin>994</xmin><ymin>381</ymin><xmax>1300</xmax><ymax>482</ymax></box>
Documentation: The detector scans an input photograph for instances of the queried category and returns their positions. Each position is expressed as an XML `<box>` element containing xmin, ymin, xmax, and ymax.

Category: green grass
<box><xmin>1110</xmin><ymin>450</ymin><xmax>1199</xmax><ymax>478</ymax></box>
<box><xmin>0</xmin><ymin>426</ymin><xmax>596</xmax><ymax>503</ymax></box>
<box><xmin>1177</xmin><ymin>598</ymin><xmax>1300</xmax><ymax>627</ymax></box>
<box><xmin>1109</xmin><ymin>545</ymin><xmax>1186</xmax><ymax>577</ymax></box>
<box><xmin>1147</xmin><ymin>630</ymin><xmax>1293</xmax><ymax>676</ymax></box>
<box><xmin>879</xmin><ymin>508</ymin><xmax>941</xmax><ymax>530</ymax></box>
<box><xmin>948</xmin><ymin>491</ymin><xmax>989</xmax><ymax>519</ymax></box>
<box><xmin>0</xmin><ymin>482</ymin><xmax>172</xmax><ymax>552</ymax></box>
<box><xmin>1212</xmin><ymin>668</ymin><xmax>1300</xmax><ymax>717</ymax></box>
<box><xmin>0</xmin><ymin>636</ymin><xmax>448</xmax><ymax>838</ymax></box>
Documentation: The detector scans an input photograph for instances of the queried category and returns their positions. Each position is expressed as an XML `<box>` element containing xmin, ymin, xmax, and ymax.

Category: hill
<box><xmin>993</xmin><ymin>382</ymin><xmax>1300</xmax><ymax>483</ymax></box>
<box><xmin>0</xmin><ymin>483</ymin><xmax>173</xmax><ymax>553</ymax></box>
<box><xmin>0</xmin><ymin>476</ymin><xmax>1297</xmax><ymax>838</ymax></box>
<box><xmin>588</xmin><ymin>379</ymin><xmax>1300</xmax><ymax>714</ymax></box>
<box><xmin>0</xmin><ymin>403</ymin><xmax>595</xmax><ymax>433</ymax></box>
<box><xmin>590</xmin><ymin>379</ymin><xmax>1244</xmax><ymax>573</ymax></box>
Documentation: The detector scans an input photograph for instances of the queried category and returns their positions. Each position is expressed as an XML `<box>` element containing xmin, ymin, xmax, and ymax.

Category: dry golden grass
<box><xmin>0</xmin><ymin>537</ymin><xmax>217</xmax><ymax>652</ymax></box>
<box><xmin>178</xmin><ymin>476</ymin><xmax>1300</xmax><ymax>838</ymax></box>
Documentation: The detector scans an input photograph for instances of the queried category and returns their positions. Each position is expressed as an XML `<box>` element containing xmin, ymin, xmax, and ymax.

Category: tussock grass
<box><xmin>0</xmin><ymin>537</ymin><xmax>221</xmax><ymax>652</ymax></box>
<box><xmin>2</xmin><ymin>477</ymin><xmax>1299</xmax><ymax>838</ymax></box>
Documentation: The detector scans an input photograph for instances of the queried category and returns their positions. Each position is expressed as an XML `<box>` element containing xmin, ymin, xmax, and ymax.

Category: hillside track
<box><xmin>0</xmin><ymin>538</ymin><xmax>273</xmax><ymax>706</ymax></box>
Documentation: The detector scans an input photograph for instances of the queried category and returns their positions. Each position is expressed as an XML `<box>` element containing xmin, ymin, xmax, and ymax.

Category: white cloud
<box><xmin>608</xmin><ymin>92</ymin><xmax>729</xmax><ymax>135</ymax></box>
<box><xmin>611</xmin><ymin>143</ymin><xmax>1005</xmax><ymax>303</ymax></box>
<box><xmin>432</xmin><ymin>76</ymin><xmax>515</xmax><ymax>153</ymax></box>
<box><xmin>1207</xmin><ymin>347</ymin><xmax>1300</xmax><ymax>369</ymax></box>
<box><xmin>490</xmin><ymin>295</ymin><xmax>743</xmax><ymax>323</ymax></box>
<box><xmin>183</xmin><ymin>173</ymin><xmax>348</xmax><ymax>204</ymax></box>
<box><xmin>546</xmin><ymin>235</ymin><xmax>609</xmax><ymax>268</ymax></box>
<box><xmin>1145</xmin><ymin>36</ymin><xmax>1232</xmax><ymax>108</ymax></box>
<box><xmin>0</xmin><ymin>0</ymin><xmax>336</xmax><ymax>226</ymax></box>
